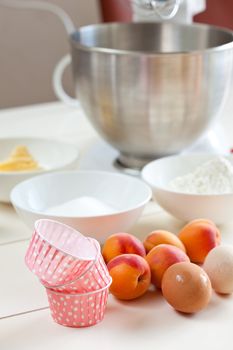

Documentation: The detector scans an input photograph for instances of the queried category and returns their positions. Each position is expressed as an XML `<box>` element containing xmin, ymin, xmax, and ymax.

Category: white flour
<box><xmin>169</xmin><ymin>157</ymin><xmax>233</xmax><ymax>194</ymax></box>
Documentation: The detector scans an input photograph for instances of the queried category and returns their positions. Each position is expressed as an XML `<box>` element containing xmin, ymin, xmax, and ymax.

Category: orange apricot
<box><xmin>102</xmin><ymin>232</ymin><xmax>146</xmax><ymax>264</ymax></box>
<box><xmin>143</xmin><ymin>230</ymin><xmax>186</xmax><ymax>253</ymax></box>
<box><xmin>107</xmin><ymin>254</ymin><xmax>151</xmax><ymax>300</ymax></box>
<box><xmin>178</xmin><ymin>220</ymin><xmax>221</xmax><ymax>264</ymax></box>
<box><xmin>146</xmin><ymin>244</ymin><xmax>190</xmax><ymax>289</ymax></box>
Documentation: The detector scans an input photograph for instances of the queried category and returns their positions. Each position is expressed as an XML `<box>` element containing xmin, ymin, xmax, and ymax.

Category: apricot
<box><xmin>178</xmin><ymin>220</ymin><xmax>221</xmax><ymax>264</ymax></box>
<box><xmin>143</xmin><ymin>230</ymin><xmax>186</xmax><ymax>253</ymax></box>
<box><xmin>146</xmin><ymin>244</ymin><xmax>190</xmax><ymax>289</ymax></box>
<box><xmin>183</xmin><ymin>218</ymin><xmax>217</xmax><ymax>229</ymax></box>
<box><xmin>107</xmin><ymin>254</ymin><xmax>151</xmax><ymax>300</ymax></box>
<box><xmin>102</xmin><ymin>232</ymin><xmax>146</xmax><ymax>264</ymax></box>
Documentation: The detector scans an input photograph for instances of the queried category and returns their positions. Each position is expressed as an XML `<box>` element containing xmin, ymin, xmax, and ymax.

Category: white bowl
<box><xmin>141</xmin><ymin>154</ymin><xmax>233</xmax><ymax>225</ymax></box>
<box><xmin>11</xmin><ymin>170</ymin><xmax>152</xmax><ymax>242</ymax></box>
<box><xmin>0</xmin><ymin>138</ymin><xmax>79</xmax><ymax>202</ymax></box>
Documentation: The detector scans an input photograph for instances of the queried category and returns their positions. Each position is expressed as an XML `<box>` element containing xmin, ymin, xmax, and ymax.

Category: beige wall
<box><xmin>0</xmin><ymin>0</ymin><xmax>101</xmax><ymax>108</ymax></box>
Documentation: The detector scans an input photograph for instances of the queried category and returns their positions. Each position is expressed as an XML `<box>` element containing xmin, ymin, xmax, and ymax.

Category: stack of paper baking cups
<box><xmin>25</xmin><ymin>219</ymin><xmax>112</xmax><ymax>328</ymax></box>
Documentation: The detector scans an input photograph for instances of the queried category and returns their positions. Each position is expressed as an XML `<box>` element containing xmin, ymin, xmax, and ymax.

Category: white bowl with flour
<box><xmin>141</xmin><ymin>154</ymin><xmax>233</xmax><ymax>224</ymax></box>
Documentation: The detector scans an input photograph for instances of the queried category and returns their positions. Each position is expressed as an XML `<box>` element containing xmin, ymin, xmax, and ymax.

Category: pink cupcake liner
<box><xmin>46</xmin><ymin>279</ymin><xmax>112</xmax><ymax>328</ymax></box>
<box><xmin>47</xmin><ymin>239</ymin><xmax>111</xmax><ymax>294</ymax></box>
<box><xmin>25</xmin><ymin>219</ymin><xmax>97</xmax><ymax>287</ymax></box>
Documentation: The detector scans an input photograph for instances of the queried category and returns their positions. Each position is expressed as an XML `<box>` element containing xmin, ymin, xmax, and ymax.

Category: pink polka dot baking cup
<box><xmin>46</xmin><ymin>278</ymin><xmax>112</xmax><ymax>328</ymax></box>
<box><xmin>49</xmin><ymin>238</ymin><xmax>111</xmax><ymax>294</ymax></box>
<box><xmin>25</xmin><ymin>219</ymin><xmax>97</xmax><ymax>287</ymax></box>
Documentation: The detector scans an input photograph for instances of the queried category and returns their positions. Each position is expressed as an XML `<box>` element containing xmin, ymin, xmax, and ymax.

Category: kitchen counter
<box><xmin>1</xmin><ymin>101</ymin><xmax>233</xmax><ymax>350</ymax></box>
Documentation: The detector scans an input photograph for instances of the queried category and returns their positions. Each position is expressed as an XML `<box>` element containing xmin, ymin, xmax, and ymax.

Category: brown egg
<box><xmin>161</xmin><ymin>262</ymin><xmax>212</xmax><ymax>313</ymax></box>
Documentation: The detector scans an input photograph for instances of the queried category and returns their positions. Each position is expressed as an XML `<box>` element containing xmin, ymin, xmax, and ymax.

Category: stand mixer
<box><xmin>129</xmin><ymin>0</ymin><xmax>230</xmax><ymax>156</ymax></box>
<box><xmin>1</xmin><ymin>0</ymin><xmax>232</xmax><ymax>172</ymax></box>
<box><xmin>129</xmin><ymin>1</ymin><xmax>224</xmax><ymax>152</ymax></box>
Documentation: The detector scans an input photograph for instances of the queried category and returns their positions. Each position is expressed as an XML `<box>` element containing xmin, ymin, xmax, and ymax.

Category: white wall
<box><xmin>0</xmin><ymin>0</ymin><xmax>101</xmax><ymax>108</ymax></box>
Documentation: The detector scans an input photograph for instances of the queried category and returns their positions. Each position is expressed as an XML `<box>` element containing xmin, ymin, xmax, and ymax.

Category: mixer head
<box><xmin>131</xmin><ymin>0</ymin><xmax>180</xmax><ymax>19</ymax></box>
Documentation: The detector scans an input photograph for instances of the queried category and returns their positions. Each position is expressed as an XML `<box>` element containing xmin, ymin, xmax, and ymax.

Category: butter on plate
<box><xmin>0</xmin><ymin>145</ymin><xmax>41</xmax><ymax>172</ymax></box>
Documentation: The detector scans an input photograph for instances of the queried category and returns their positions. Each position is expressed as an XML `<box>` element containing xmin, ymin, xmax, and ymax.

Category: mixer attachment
<box><xmin>132</xmin><ymin>0</ymin><xmax>180</xmax><ymax>19</ymax></box>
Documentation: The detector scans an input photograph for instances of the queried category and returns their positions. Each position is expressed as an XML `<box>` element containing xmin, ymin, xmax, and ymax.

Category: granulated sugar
<box><xmin>169</xmin><ymin>157</ymin><xmax>233</xmax><ymax>194</ymax></box>
<box><xmin>45</xmin><ymin>196</ymin><xmax>116</xmax><ymax>217</ymax></box>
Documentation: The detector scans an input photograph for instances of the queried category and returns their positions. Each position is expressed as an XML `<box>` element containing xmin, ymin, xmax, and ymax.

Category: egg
<box><xmin>161</xmin><ymin>262</ymin><xmax>212</xmax><ymax>313</ymax></box>
<box><xmin>203</xmin><ymin>245</ymin><xmax>233</xmax><ymax>294</ymax></box>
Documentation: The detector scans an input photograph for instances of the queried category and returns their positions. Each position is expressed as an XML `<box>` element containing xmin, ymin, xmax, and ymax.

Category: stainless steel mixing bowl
<box><xmin>70</xmin><ymin>22</ymin><xmax>233</xmax><ymax>168</ymax></box>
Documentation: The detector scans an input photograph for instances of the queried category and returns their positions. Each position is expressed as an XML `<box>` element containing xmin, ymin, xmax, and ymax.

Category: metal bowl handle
<box><xmin>53</xmin><ymin>54</ymin><xmax>80</xmax><ymax>108</ymax></box>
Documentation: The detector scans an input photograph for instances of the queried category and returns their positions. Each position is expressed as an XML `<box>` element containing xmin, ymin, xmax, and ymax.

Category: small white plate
<box><xmin>11</xmin><ymin>170</ymin><xmax>152</xmax><ymax>242</ymax></box>
<box><xmin>142</xmin><ymin>154</ymin><xmax>233</xmax><ymax>225</ymax></box>
<box><xmin>0</xmin><ymin>138</ymin><xmax>79</xmax><ymax>202</ymax></box>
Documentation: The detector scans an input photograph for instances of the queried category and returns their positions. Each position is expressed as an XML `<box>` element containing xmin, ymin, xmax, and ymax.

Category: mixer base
<box><xmin>113</xmin><ymin>157</ymin><xmax>141</xmax><ymax>176</ymax></box>
<box><xmin>78</xmin><ymin>126</ymin><xmax>230</xmax><ymax>176</ymax></box>
<box><xmin>115</xmin><ymin>153</ymin><xmax>165</xmax><ymax>172</ymax></box>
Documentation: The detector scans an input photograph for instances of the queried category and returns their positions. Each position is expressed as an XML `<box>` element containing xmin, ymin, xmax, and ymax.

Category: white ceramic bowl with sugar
<box><xmin>11</xmin><ymin>170</ymin><xmax>152</xmax><ymax>242</ymax></box>
<box><xmin>141</xmin><ymin>154</ymin><xmax>233</xmax><ymax>225</ymax></box>
<box><xmin>0</xmin><ymin>138</ymin><xmax>79</xmax><ymax>202</ymax></box>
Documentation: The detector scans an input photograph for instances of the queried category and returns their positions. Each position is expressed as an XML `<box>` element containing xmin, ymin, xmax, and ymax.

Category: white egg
<box><xmin>203</xmin><ymin>245</ymin><xmax>233</xmax><ymax>294</ymax></box>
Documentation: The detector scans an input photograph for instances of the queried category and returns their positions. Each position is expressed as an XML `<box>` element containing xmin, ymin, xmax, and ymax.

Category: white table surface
<box><xmin>1</xmin><ymin>101</ymin><xmax>233</xmax><ymax>350</ymax></box>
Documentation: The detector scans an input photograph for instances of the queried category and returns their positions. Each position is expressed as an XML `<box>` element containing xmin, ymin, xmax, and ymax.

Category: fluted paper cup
<box><xmin>46</xmin><ymin>278</ymin><xmax>112</xmax><ymax>328</ymax></box>
<box><xmin>48</xmin><ymin>239</ymin><xmax>111</xmax><ymax>293</ymax></box>
<box><xmin>25</xmin><ymin>219</ymin><xmax>97</xmax><ymax>286</ymax></box>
